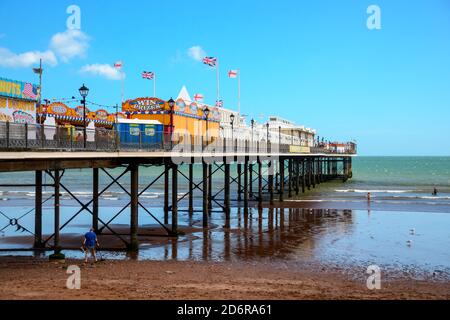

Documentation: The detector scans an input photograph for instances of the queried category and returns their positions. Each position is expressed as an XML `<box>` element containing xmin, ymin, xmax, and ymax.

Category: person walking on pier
<box><xmin>82</xmin><ymin>228</ymin><xmax>100</xmax><ymax>263</ymax></box>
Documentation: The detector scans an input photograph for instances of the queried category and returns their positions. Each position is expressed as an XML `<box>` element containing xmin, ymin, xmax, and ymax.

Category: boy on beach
<box><xmin>82</xmin><ymin>228</ymin><xmax>99</xmax><ymax>263</ymax></box>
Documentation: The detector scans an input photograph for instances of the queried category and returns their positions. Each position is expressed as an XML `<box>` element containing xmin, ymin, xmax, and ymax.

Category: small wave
<box><xmin>103</xmin><ymin>197</ymin><xmax>119</xmax><ymax>201</ymax></box>
<box><xmin>335</xmin><ymin>189</ymin><xmax>410</xmax><ymax>194</ymax></box>
<box><xmin>392</xmin><ymin>195</ymin><xmax>450</xmax><ymax>200</ymax></box>
<box><xmin>141</xmin><ymin>195</ymin><xmax>159</xmax><ymax>199</ymax></box>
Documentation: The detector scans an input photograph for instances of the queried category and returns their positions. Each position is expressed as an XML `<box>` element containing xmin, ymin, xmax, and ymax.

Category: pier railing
<box><xmin>0</xmin><ymin>122</ymin><xmax>357</xmax><ymax>155</ymax></box>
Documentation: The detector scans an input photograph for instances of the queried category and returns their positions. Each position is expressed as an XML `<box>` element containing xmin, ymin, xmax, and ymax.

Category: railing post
<box><xmin>5</xmin><ymin>121</ymin><xmax>9</xmax><ymax>149</ymax></box>
<box><xmin>41</xmin><ymin>124</ymin><xmax>45</xmax><ymax>149</ymax></box>
<box><xmin>25</xmin><ymin>123</ymin><xmax>28</xmax><ymax>149</ymax></box>
<box><xmin>139</xmin><ymin>129</ymin><xmax>142</xmax><ymax>150</ymax></box>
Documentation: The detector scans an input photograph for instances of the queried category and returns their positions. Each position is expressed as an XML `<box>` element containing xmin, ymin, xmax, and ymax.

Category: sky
<box><xmin>0</xmin><ymin>0</ymin><xmax>450</xmax><ymax>156</ymax></box>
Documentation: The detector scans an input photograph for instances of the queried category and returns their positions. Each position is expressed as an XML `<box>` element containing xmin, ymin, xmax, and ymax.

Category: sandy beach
<box><xmin>0</xmin><ymin>256</ymin><xmax>449</xmax><ymax>300</ymax></box>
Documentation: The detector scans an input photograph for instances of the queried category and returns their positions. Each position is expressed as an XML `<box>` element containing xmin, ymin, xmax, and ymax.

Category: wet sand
<box><xmin>0</xmin><ymin>256</ymin><xmax>449</xmax><ymax>300</ymax></box>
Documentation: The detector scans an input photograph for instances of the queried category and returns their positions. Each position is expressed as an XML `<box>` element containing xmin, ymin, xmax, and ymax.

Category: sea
<box><xmin>0</xmin><ymin>156</ymin><xmax>449</xmax><ymax>279</ymax></box>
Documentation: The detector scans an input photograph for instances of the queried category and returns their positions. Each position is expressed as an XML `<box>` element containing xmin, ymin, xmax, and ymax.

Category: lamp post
<box><xmin>204</xmin><ymin>106</ymin><xmax>210</xmax><ymax>144</ymax></box>
<box><xmin>251</xmin><ymin>118</ymin><xmax>255</xmax><ymax>142</ymax></box>
<box><xmin>79</xmin><ymin>84</ymin><xmax>89</xmax><ymax>149</ymax></box>
<box><xmin>230</xmin><ymin>114</ymin><xmax>235</xmax><ymax>142</ymax></box>
<box><xmin>278</xmin><ymin>126</ymin><xmax>281</xmax><ymax>146</ymax></box>
<box><xmin>168</xmin><ymin>98</ymin><xmax>175</xmax><ymax>149</ymax></box>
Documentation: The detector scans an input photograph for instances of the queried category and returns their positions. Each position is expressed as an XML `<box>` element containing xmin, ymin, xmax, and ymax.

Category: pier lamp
<box><xmin>203</xmin><ymin>106</ymin><xmax>210</xmax><ymax>143</ymax></box>
<box><xmin>230</xmin><ymin>114</ymin><xmax>235</xmax><ymax>141</ymax></box>
<box><xmin>251</xmin><ymin>118</ymin><xmax>255</xmax><ymax>142</ymax></box>
<box><xmin>168</xmin><ymin>98</ymin><xmax>175</xmax><ymax>148</ymax></box>
<box><xmin>278</xmin><ymin>126</ymin><xmax>281</xmax><ymax>146</ymax></box>
<box><xmin>78</xmin><ymin>84</ymin><xmax>89</xmax><ymax>149</ymax></box>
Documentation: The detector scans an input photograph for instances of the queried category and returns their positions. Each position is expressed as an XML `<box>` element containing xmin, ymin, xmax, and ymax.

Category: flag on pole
<box><xmin>114</xmin><ymin>61</ymin><xmax>123</xmax><ymax>70</ymax></box>
<box><xmin>215</xmin><ymin>100</ymin><xmax>223</xmax><ymax>108</ymax></box>
<box><xmin>202</xmin><ymin>57</ymin><xmax>217</xmax><ymax>67</ymax></box>
<box><xmin>228</xmin><ymin>70</ymin><xmax>238</xmax><ymax>78</ymax></box>
<box><xmin>32</xmin><ymin>67</ymin><xmax>42</xmax><ymax>75</ymax></box>
<box><xmin>194</xmin><ymin>93</ymin><xmax>204</xmax><ymax>101</ymax></box>
<box><xmin>142</xmin><ymin>71</ymin><xmax>154</xmax><ymax>79</ymax></box>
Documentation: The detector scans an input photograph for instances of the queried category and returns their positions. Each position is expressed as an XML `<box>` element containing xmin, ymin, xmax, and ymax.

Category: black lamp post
<box><xmin>168</xmin><ymin>97</ymin><xmax>175</xmax><ymax>148</ymax></box>
<box><xmin>251</xmin><ymin>118</ymin><xmax>255</xmax><ymax>142</ymax></box>
<box><xmin>204</xmin><ymin>106</ymin><xmax>210</xmax><ymax>143</ymax></box>
<box><xmin>266</xmin><ymin>122</ymin><xmax>269</xmax><ymax>142</ymax></box>
<box><xmin>230</xmin><ymin>114</ymin><xmax>235</xmax><ymax>142</ymax></box>
<box><xmin>278</xmin><ymin>126</ymin><xmax>281</xmax><ymax>146</ymax></box>
<box><xmin>79</xmin><ymin>84</ymin><xmax>89</xmax><ymax>148</ymax></box>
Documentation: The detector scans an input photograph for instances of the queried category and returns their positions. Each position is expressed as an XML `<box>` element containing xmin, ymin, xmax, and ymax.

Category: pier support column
<box><xmin>268</xmin><ymin>160</ymin><xmax>274</xmax><ymax>205</ymax></box>
<box><xmin>312</xmin><ymin>158</ymin><xmax>316</xmax><ymax>188</ymax></box>
<box><xmin>54</xmin><ymin>169</ymin><xmax>60</xmax><ymax>250</ymax></box>
<box><xmin>92</xmin><ymin>168</ymin><xmax>99</xmax><ymax>232</ymax></box>
<box><xmin>171</xmin><ymin>163</ymin><xmax>178</xmax><ymax>235</ymax></box>
<box><xmin>208</xmin><ymin>164</ymin><xmax>213</xmax><ymax>210</ymax></box>
<box><xmin>295</xmin><ymin>159</ymin><xmax>300</xmax><ymax>195</ymax></box>
<box><xmin>288</xmin><ymin>158</ymin><xmax>292</xmax><ymax>198</ymax></box>
<box><xmin>302</xmin><ymin>158</ymin><xmax>306</xmax><ymax>193</ymax></box>
<box><xmin>243</xmin><ymin>158</ymin><xmax>249</xmax><ymax>211</ymax></box>
<box><xmin>224</xmin><ymin>159</ymin><xmax>231</xmax><ymax>228</ymax></box>
<box><xmin>258</xmin><ymin>159</ymin><xmax>263</xmax><ymax>207</ymax></box>
<box><xmin>249</xmin><ymin>163</ymin><xmax>253</xmax><ymax>198</ymax></box>
<box><xmin>164</xmin><ymin>161</ymin><xmax>169</xmax><ymax>225</ymax></box>
<box><xmin>202</xmin><ymin>161</ymin><xmax>209</xmax><ymax>227</ymax></box>
<box><xmin>34</xmin><ymin>171</ymin><xmax>43</xmax><ymax>248</ymax></box>
<box><xmin>49</xmin><ymin>169</ymin><xmax>64</xmax><ymax>259</ymax></box>
<box><xmin>237</xmin><ymin>163</ymin><xmax>242</xmax><ymax>201</ymax></box>
<box><xmin>279</xmin><ymin>158</ymin><xmax>284</xmax><ymax>202</ymax></box>
<box><xmin>129</xmin><ymin>164</ymin><xmax>139</xmax><ymax>251</ymax></box>
<box><xmin>307</xmin><ymin>158</ymin><xmax>311</xmax><ymax>190</ymax></box>
<box><xmin>348</xmin><ymin>157</ymin><xmax>353</xmax><ymax>178</ymax></box>
<box><xmin>188</xmin><ymin>162</ymin><xmax>193</xmax><ymax>214</ymax></box>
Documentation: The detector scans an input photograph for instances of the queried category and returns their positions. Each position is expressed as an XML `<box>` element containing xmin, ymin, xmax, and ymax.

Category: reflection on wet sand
<box><xmin>157</xmin><ymin>207</ymin><xmax>354</xmax><ymax>262</ymax></box>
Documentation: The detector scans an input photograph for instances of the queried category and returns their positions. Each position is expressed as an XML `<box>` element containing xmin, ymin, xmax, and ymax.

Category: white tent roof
<box><xmin>176</xmin><ymin>85</ymin><xmax>192</xmax><ymax>102</ymax></box>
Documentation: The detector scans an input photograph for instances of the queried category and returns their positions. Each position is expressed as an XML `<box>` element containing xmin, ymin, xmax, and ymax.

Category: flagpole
<box><xmin>216</xmin><ymin>58</ymin><xmax>220</xmax><ymax>103</ymax></box>
<box><xmin>153</xmin><ymin>73</ymin><xmax>156</xmax><ymax>97</ymax></box>
<box><xmin>237</xmin><ymin>68</ymin><xmax>240</xmax><ymax>116</ymax></box>
<box><xmin>121</xmin><ymin>69</ymin><xmax>124</xmax><ymax>104</ymax></box>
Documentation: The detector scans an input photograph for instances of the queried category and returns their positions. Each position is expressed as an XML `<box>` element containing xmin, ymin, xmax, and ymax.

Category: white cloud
<box><xmin>50</xmin><ymin>29</ymin><xmax>89</xmax><ymax>62</ymax></box>
<box><xmin>187</xmin><ymin>45</ymin><xmax>206</xmax><ymax>62</ymax></box>
<box><xmin>0</xmin><ymin>47</ymin><xmax>57</xmax><ymax>67</ymax></box>
<box><xmin>80</xmin><ymin>63</ymin><xmax>123</xmax><ymax>80</ymax></box>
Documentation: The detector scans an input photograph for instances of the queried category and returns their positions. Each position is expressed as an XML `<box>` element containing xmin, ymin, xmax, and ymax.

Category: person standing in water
<box><xmin>367</xmin><ymin>192</ymin><xmax>371</xmax><ymax>202</ymax></box>
<box><xmin>82</xmin><ymin>228</ymin><xmax>99</xmax><ymax>263</ymax></box>
<box><xmin>432</xmin><ymin>188</ymin><xmax>438</xmax><ymax>196</ymax></box>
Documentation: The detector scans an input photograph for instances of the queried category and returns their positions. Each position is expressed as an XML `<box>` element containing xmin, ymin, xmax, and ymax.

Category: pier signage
<box><xmin>0</xmin><ymin>77</ymin><xmax>38</xmax><ymax>124</ymax></box>
<box><xmin>0</xmin><ymin>77</ymin><xmax>39</xmax><ymax>101</ymax></box>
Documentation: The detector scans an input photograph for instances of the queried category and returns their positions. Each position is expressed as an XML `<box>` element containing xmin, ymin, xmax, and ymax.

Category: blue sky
<box><xmin>1</xmin><ymin>0</ymin><xmax>450</xmax><ymax>156</ymax></box>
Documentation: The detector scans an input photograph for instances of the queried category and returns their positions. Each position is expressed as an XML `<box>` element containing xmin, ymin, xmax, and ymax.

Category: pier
<box><xmin>0</xmin><ymin>127</ymin><xmax>355</xmax><ymax>255</ymax></box>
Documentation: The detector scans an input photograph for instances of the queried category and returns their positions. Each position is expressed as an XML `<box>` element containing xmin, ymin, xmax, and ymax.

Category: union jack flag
<box><xmin>215</xmin><ymin>100</ymin><xmax>223</xmax><ymax>107</ymax></box>
<box><xmin>142</xmin><ymin>71</ymin><xmax>154</xmax><ymax>79</ymax></box>
<box><xmin>202</xmin><ymin>57</ymin><xmax>217</xmax><ymax>67</ymax></box>
<box><xmin>22</xmin><ymin>83</ymin><xmax>37</xmax><ymax>100</ymax></box>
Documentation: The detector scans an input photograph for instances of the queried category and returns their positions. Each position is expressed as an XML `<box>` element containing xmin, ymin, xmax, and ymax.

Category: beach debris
<box><xmin>409</xmin><ymin>228</ymin><xmax>415</xmax><ymax>235</ymax></box>
<box><xmin>406</xmin><ymin>240</ymin><xmax>413</xmax><ymax>246</ymax></box>
<box><xmin>165</xmin><ymin>270</ymin><xmax>175</xmax><ymax>274</ymax></box>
